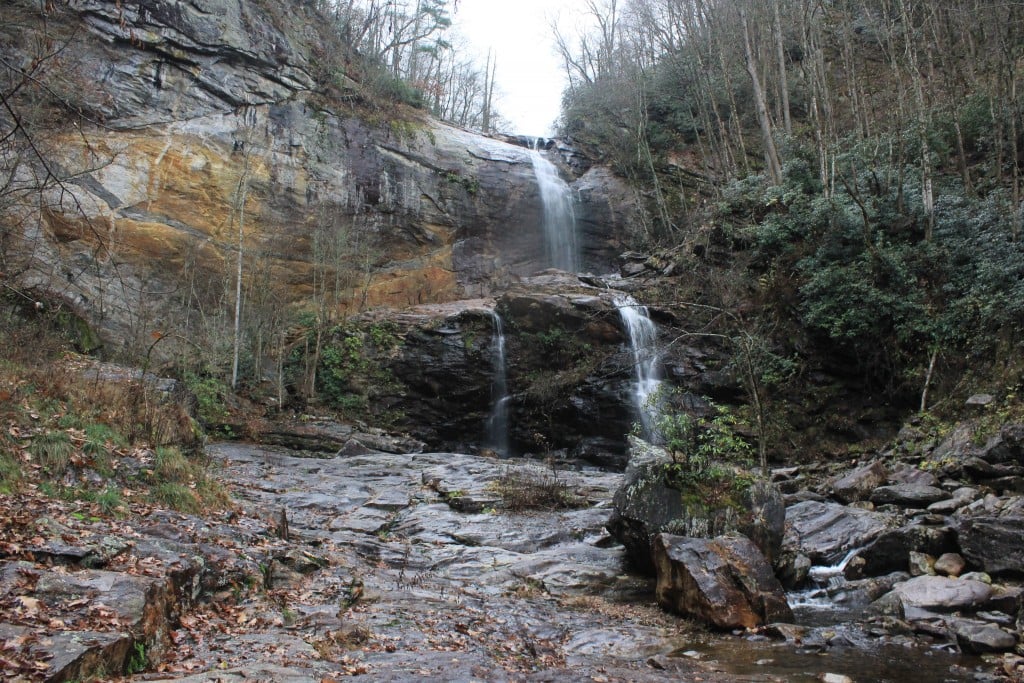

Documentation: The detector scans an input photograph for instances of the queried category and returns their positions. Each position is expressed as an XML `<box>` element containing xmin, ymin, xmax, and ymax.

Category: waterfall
<box><xmin>528</xmin><ymin>142</ymin><xmax>579</xmax><ymax>272</ymax></box>
<box><xmin>487</xmin><ymin>310</ymin><xmax>510</xmax><ymax>456</ymax></box>
<box><xmin>614</xmin><ymin>294</ymin><xmax>662</xmax><ymax>438</ymax></box>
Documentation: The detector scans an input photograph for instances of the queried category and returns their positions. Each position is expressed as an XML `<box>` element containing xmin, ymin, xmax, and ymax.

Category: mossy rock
<box><xmin>607</xmin><ymin>438</ymin><xmax>785</xmax><ymax>574</ymax></box>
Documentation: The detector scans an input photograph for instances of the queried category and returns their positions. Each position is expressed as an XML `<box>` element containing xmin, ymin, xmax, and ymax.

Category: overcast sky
<box><xmin>451</xmin><ymin>0</ymin><xmax>588</xmax><ymax>137</ymax></box>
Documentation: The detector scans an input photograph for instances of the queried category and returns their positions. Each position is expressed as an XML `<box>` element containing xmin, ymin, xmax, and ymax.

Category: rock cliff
<box><xmin>3</xmin><ymin>0</ymin><xmax>635</xmax><ymax>348</ymax></box>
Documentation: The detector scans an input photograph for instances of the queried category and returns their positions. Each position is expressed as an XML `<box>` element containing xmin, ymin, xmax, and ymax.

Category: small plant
<box><xmin>654</xmin><ymin>398</ymin><xmax>754</xmax><ymax>488</ymax></box>
<box><xmin>0</xmin><ymin>452</ymin><xmax>21</xmax><ymax>493</ymax></box>
<box><xmin>29</xmin><ymin>430</ymin><xmax>73</xmax><ymax>475</ymax></box>
<box><xmin>96</xmin><ymin>486</ymin><xmax>124</xmax><ymax>515</ymax></box>
<box><xmin>126</xmin><ymin>642</ymin><xmax>147</xmax><ymax>674</ymax></box>
<box><xmin>488</xmin><ymin>464</ymin><xmax>586</xmax><ymax>511</ymax></box>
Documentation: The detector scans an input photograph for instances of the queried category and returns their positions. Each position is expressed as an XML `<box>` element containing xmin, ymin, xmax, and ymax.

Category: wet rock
<box><xmin>783</xmin><ymin>500</ymin><xmax>891</xmax><ymax>565</ymax></box>
<box><xmin>831</xmin><ymin>461</ymin><xmax>887</xmax><ymax>503</ymax></box>
<box><xmin>966</xmin><ymin>394</ymin><xmax>996</xmax><ymax>407</ymax></box>
<box><xmin>652</xmin><ymin>533</ymin><xmax>793</xmax><ymax>630</ymax></box>
<box><xmin>935</xmin><ymin>553</ymin><xmax>967</xmax><ymax>577</ymax></box>
<box><xmin>952</xmin><ymin>619</ymin><xmax>1018</xmax><ymax>654</ymax></box>
<box><xmin>608</xmin><ymin>440</ymin><xmax>785</xmax><ymax>573</ymax></box>
<box><xmin>857</xmin><ymin>522</ymin><xmax>955</xmax><ymax>576</ymax></box>
<box><xmin>776</xmin><ymin>552</ymin><xmax>812</xmax><ymax>589</ymax></box>
<box><xmin>870</xmin><ymin>484</ymin><xmax>950</xmax><ymax>507</ymax></box>
<box><xmin>955</xmin><ymin>515</ymin><xmax>1024</xmax><ymax>576</ymax></box>
<box><xmin>0</xmin><ymin>558</ymin><xmax>180</xmax><ymax>680</ymax></box>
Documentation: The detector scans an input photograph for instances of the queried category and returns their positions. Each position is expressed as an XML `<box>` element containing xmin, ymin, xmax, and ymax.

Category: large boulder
<box><xmin>607</xmin><ymin>439</ymin><xmax>785</xmax><ymax>574</ymax></box>
<box><xmin>872</xmin><ymin>575</ymin><xmax>993</xmax><ymax>620</ymax></box>
<box><xmin>955</xmin><ymin>515</ymin><xmax>1024</xmax><ymax>576</ymax></box>
<box><xmin>652</xmin><ymin>533</ymin><xmax>793</xmax><ymax>629</ymax></box>
<box><xmin>783</xmin><ymin>500</ymin><xmax>892</xmax><ymax>566</ymax></box>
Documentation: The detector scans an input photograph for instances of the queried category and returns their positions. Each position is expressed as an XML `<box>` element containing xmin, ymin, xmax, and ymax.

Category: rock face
<box><xmin>607</xmin><ymin>439</ymin><xmax>785</xmax><ymax>573</ymax></box>
<box><xmin>652</xmin><ymin>533</ymin><xmax>793</xmax><ymax>630</ymax></box>
<box><xmin>366</xmin><ymin>274</ymin><xmax>652</xmax><ymax>460</ymax></box>
<box><xmin>1</xmin><ymin>0</ymin><xmax>635</xmax><ymax>350</ymax></box>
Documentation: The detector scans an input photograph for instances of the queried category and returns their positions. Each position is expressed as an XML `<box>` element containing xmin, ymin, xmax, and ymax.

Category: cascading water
<box><xmin>614</xmin><ymin>294</ymin><xmax>662</xmax><ymax>438</ymax></box>
<box><xmin>486</xmin><ymin>310</ymin><xmax>510</xmax><ymax>456</ymax></box>
<box><xmin>528</xmin><ymin>141</ymin><xmax>579</xmax><ymax>272</ymax></box>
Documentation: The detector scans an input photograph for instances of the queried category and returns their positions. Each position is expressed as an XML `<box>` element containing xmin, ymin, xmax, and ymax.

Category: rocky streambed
<box><xmin>4</xmin><ymin>427</ymin><xmax>1020</xmax><ymax>682</ymax></box>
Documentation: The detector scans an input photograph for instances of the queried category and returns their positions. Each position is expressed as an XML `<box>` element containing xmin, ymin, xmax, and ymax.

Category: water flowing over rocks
<box><xmin>367</xmin><ymin>274</ymin><xmax>681</xmax><ymax>461</ymax></box>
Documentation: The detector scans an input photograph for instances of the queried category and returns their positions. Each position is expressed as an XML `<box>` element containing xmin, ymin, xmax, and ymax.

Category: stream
<box><xmin>165</xmin><ymin>440</ymin><xmax>988</xmax><ymax>682</ymax></box>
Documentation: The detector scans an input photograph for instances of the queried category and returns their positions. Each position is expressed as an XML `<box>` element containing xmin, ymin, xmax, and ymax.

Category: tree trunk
<box><xmin>740</xmin><ymin>7</ymin><xmax>783</xmax><ymax>185</ymax></box>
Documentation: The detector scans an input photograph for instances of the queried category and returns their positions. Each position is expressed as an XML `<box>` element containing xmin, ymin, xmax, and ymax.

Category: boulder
<box><xmin>607</xmin><ymin>440</ymin><xmax>785</xmax><ymax>573</ymax></box>
<box><xmin>952</xmin><ymin>619</ymin><xmax>1018</xmax><ymax>654</ymax></box>
<box><xmin>783</xmin><ymin>500</ymin><xmax>891</xmax><ymax>565</ymax></box>
<box><xmin>955</xmin><ymin>515</ymin><xmax>1024</xmax><ymax>576</ymax></box>
<box><xmin>831</xmin><ymin>461</ymin><xmax>887</xmax><ymax>503</ymax></box>
<box><xmin>878</xmin><ymin>575</ymin><xmax>993</xmax><ymax>619</ymax></box>
<box><xmin>652</xmin><ymin>533</ymin><xmax>793</xmax><ymax>629</ymax></box>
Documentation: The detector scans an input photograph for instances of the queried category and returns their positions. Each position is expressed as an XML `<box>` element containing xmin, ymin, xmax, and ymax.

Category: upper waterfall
<box><xmin>528</xmin><ymin>143</ymin><xmax>579</xmax><ymax>272</ymax></box>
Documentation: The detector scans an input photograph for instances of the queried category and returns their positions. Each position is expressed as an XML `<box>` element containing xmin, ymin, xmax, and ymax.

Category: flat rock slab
<box><xmin>870</xmin><ymin>484</ymin><xmax>950</xmax><ymax>507</ymax></box>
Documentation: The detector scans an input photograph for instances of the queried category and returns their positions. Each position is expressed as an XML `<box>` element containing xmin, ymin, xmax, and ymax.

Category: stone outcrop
<box><xmin>652</xmin><ymin>533</ymin><xmax>793</xmax><ymax>630</ymax></box>
<box><xmin>607</xmin><ymin>438</ymin><xmax>785</xmax><ymax>573</ymax></box>
<box><xmin>363</xmin><ymin>274</ymin><xmax>641</xmax><ymax>459</ymax></box>
<box><xmin>2</xmin><ymin>0</ymin><xmax>635</xmax><ymax>350</ymax></box>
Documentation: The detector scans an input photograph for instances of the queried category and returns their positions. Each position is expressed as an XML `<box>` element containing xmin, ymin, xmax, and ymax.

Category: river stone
<box><xmin>652</xmin><ymin>533</ymin><xmax>793</xmax><ymax>630</ymax></box>
<box><xmin>870</xmin><ymin>484</ymin><xmax>949</xmax><ymax>507</ymax></box>
<box><xmin>935</xmin><ymin>553</ymin><xmax>967</xmax><ymax>577</ymax></box>
<box><xmin>887</xmin><ymin>465</ymin><xmax>939</xmax><ymax>487</ymax></box>
<box><xmin>953</xmin><ymin>619</ymin><xmax>1018</xmax><ymax>654</ymax></box>
<box><xmin>831</xmin><ymin>461</ymin><xmax>887</xmax><ymax>503</ymax></box>
<box><xmin>955</xmin><ymin>515</ymin><xmax>1024</xmax><ymax>576</ymax></box>
<box><xmin>886</xmin><ymin>575</ymin><xmax>993</xmax><ymax>619</ymax></box>
<box><xmin>783</xmin><ymin>500</ymin><xmax>891</xmax><ymax>565</ymax></box>
<box><xmin>607</xmin><ymin>440</ymin><xmax>785</xmax><ymax>573</ymax></box>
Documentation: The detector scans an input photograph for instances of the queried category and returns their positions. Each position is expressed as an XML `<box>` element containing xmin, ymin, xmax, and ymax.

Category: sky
<box><xmin>451</xmin><ymin>0</ymin><xmax>589</xmax><ymax>137</ymax></box>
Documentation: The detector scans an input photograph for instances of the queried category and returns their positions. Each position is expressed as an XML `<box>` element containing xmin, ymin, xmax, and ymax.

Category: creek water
<box><xmin>528</xmin><ymin>143</ymin><xmax>579</xmax><ymax>272</ymax></box>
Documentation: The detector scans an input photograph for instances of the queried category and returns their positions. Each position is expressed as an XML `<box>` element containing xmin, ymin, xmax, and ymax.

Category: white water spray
<box><xmin>615</xmin><ymin>294</ymin><xmax>662</xmax><ymax>438</ymax></box>
<box><xmin>528</xmin><ymin>142</ymin><xmax>579</xmax><ymax>272</ymax></box>
<box><xmin>487</xmin><ymin>310</ymin><xmax>510</xmax><ymax>456</ymax></box>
